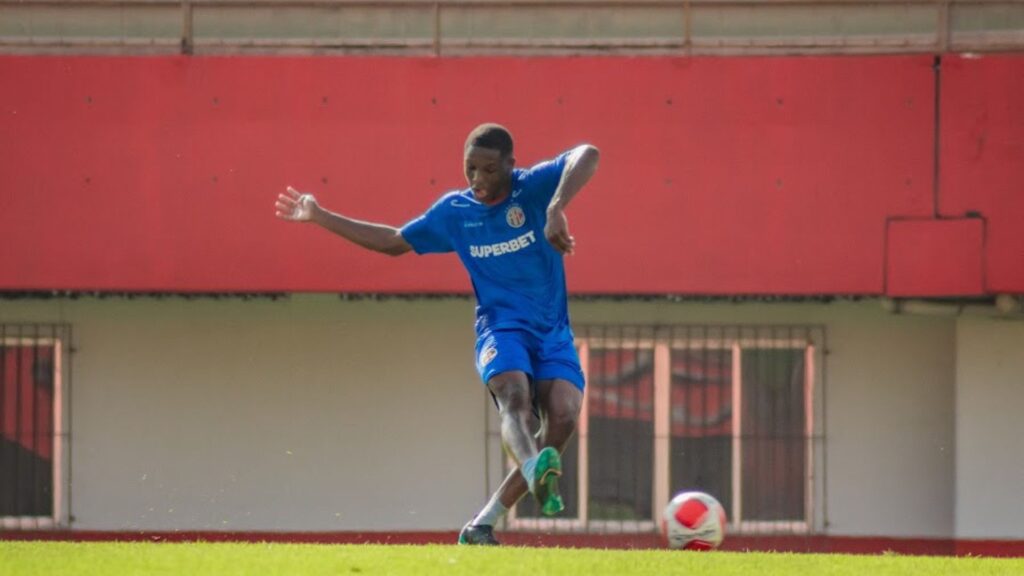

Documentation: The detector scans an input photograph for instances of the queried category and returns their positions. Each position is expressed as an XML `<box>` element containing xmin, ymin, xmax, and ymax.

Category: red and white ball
<box><xmin>661</xmin><ymin>491</ymin><xmax>727</xmax><ymax>550</ymax></box>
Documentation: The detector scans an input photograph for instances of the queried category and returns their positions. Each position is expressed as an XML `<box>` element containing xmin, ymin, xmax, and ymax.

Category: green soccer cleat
<box><xmin>458</xmin><ymin>522</ymin><xmax>500</xmax><ymax>545</ymax></box>
<box><xmin>531</xmin><ymin>446</ymin><xmax>564</xmax><ymax>517</ymax></box>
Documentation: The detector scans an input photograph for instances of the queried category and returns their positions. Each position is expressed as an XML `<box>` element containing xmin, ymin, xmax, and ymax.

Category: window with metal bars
<box><xmin>508</xmin><ymin>324</ymin><xmax>824</xmax><ymax>535</ymax></box>
<box><xmin>0</xmin><ymin>324</ymin><xmax>70</xmax><ymax>529</ymax></box>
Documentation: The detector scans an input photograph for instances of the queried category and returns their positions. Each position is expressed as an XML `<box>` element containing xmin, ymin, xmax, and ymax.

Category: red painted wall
<box><xmin>939</xmin><ymin>54</ymin><xmax>1024</xmax><ymax>294</ymax></box>
<box><xmin>887</xmin><ymin>218</ymin><xmax>985</xmax><ymax>296</ymax></box>
<box><xmin>0</xmin><ymin>55</ymin><xmax>1019</xmax><ymax>295</ymax></box>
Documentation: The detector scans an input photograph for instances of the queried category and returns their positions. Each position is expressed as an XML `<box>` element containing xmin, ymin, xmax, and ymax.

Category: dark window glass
<box><xmin>588</xmin><ymin>347</ymin><xmax>654</xmax><ymax>521</ymax></box>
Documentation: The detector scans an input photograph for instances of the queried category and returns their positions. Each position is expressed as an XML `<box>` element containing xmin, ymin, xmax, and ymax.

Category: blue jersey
<box><xmin>400</xmin><ymin>152</ymin><xmax>570</xmax><ymax>337</ymax></box>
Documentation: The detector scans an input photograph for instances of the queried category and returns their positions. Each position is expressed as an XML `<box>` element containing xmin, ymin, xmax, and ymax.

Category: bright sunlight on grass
<box><xmin>3</xmin><ymin>542</ymin><xmax>1024</xmax><ymax>576</ymax></box>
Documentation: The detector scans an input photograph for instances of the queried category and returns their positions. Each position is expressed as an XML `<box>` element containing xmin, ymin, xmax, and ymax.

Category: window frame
<box><xmin>506</xmin><ymin>329</ymin><xmax>819</xmax><ymax>535</ymax></box>
<box><xmin>0</xmin><ymin>335</ymin><xmax>68</xmax><ymax>530</ymax></box>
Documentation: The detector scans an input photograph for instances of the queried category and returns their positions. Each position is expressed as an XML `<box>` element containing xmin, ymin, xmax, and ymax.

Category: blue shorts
<box><xmin>474</xmin><ymin>327</ymin><xmax>585</xmax><ymax>391</ymax></box>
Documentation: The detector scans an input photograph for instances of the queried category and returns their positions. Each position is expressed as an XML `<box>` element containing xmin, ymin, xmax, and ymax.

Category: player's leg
<box><xmin>462</xmin><ymin>376</ymin><xmax>582</xmax><ymax>543</ymax></box>
<box><xmin>459</xmin><ymin>330</ymin><xmax>582</xmax><ymax>544</ymax></box>
<box><xmin>478</xmin><ymin>329</ymin><xmax>563</xmax><ymax>500</ymax></box>
<box><xmin>460</xmin><ymin>331</ymin><xmax>541</xmax><ymax>545</ymax></box>
<box><xmin>487</xmin><ymin>371</ymin><xmax>562</xmax><ymax>509</ymax></box>
<box><xmin>529</xmin><ymin>377</ymin><xmax>583</xmax><ymax>515</ymax></box>
<box><xmin>459</xmin><ymin>370</ymin><xmax>536</xmax><ymax>546</ymax></box>
<box><xmin>475</xmin><ymin>330</ymin><xmax>539</xmax><ymax>468</ymax></box>
<box><xmin>535</xmin><ymin>377</ymin><xmax>584</xmax><ymax>459</ymax></box>
<box><xmin>487</xmin><ymin>377</ymin><xmax>582</xmax><ymax>509</ymax></box>
<box><xmin>459</xmin><ymin>463</ymin><xmax>520</xmax><ymax>544</ymax></box>
<box><xmin>525</xmin><ymin>333</ymin><xmax>586</xmax><ymax>517</ymax></box>
<box><xmin>486</xmin><ymin>370</ymin><xmax>540</xmax><ymax>468</ymax></box>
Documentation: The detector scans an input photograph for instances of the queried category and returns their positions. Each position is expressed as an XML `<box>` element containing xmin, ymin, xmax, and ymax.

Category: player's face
<box><xmin>464</xmin><ymin>146</ymin><xmax>514</xmax><ymax>206</ymax></box>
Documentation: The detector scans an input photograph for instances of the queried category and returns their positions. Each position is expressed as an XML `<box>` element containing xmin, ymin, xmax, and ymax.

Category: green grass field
<box><xmin>2</xmin><ymin>542</ymin><xmax>1023</xmax><ymax>576</ymax></box>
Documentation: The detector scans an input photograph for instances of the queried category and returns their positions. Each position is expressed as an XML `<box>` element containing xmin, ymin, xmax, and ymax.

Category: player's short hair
<box><xmin>465</xmin><ymin>123</ymin><xmax>514</xmax><ymax>158</ymax></box>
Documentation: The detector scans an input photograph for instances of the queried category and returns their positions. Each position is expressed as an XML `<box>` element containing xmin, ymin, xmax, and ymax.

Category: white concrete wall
<box><xmin>1</xmin><ymin>297</ymin><xmax>962</xmax><ymax>537</ymax></box>
<box><xmin>1</xmin><ymin>296</ymin><xmax>484</xmax><ymax>531</ymax></box>
<box><xmin>955</xmin><ymin>316</ymin><xmax>1024</xmax><ymax>539</ymax></box>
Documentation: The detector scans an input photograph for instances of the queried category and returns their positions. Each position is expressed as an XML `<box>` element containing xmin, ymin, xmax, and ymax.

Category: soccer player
<box><xmin>275</xmin><ymin>124</ymin><xmax>599</xmax><ymax>545</ymax></box>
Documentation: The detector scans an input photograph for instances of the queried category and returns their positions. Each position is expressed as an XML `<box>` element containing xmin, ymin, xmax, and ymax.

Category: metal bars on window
<box><xmin>506</xmin><ymin>324</ymin><xmax>825</xmax><ymax>537</ymax></box>
<box><xmin>0</xmin><ymin>323</ymin><xmax>71</xmax><ymax>530</ymax></box>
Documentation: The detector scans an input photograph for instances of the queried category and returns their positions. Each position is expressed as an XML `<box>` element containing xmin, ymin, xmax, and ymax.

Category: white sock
<box><xmin>471</xmin><ymin>494</ymin><xmax>509</xmax><ymax>527</ymax></box>
<box><xmin>521</xmin><ymin>454</ymin><xmax>539</xmax><ymax>491</ymax></box>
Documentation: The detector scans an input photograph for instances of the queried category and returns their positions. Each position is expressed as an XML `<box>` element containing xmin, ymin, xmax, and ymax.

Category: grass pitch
<box><xmin>3</xmin><ymin>541</ymin><xmax>1023</xmax><ymax>576</ymax></box>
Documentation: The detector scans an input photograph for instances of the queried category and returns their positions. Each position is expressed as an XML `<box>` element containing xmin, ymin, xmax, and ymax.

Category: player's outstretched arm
<box><xmin>275</xmin><ymin>186</ymin><xmax>412</xmax><ymax>256</ymax></box>
<box><xmin>545</xmin><ymin>144</ymin><xmax>600</xmax><ymax>255</ymax></box>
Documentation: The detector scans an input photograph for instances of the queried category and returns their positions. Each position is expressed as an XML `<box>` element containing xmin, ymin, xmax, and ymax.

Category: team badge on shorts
<box><xmin>479</xmin><ymin>345</ymin><xmax>498</xmax><ymax>367</ymax></box>
<box><xmin>506</xmin><ymin>204</ymin><xmax>526</xmax><ymax>229</ymax></box>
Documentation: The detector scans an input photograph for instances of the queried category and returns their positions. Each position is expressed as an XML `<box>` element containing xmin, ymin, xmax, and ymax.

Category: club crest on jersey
<box><xmin>479</xmin><ymin>346</ymin><xmax>498</xmax><ymax>367</ymax></box>
<box><xmin>506</xmin><ymin>204</ymin><xmax>526</xmax><ymax>229</ymax></box>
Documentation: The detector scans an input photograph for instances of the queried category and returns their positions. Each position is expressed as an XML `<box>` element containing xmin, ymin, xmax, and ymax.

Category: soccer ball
<box><xmin>661</xmin><ymin>491</ymin><xmax>727</xmax><ymax>550</ymax></box>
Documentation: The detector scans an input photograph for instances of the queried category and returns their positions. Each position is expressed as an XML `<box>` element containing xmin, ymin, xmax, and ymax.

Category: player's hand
<box><xmin>544</xmin><ymin>207</ymin><xmax>575</xmax><ymax>255</ymax></box>
<box><xmin>276</xmin><ymin>186</ymin><xmax>319</xmax><ymax>222</ymax></box>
